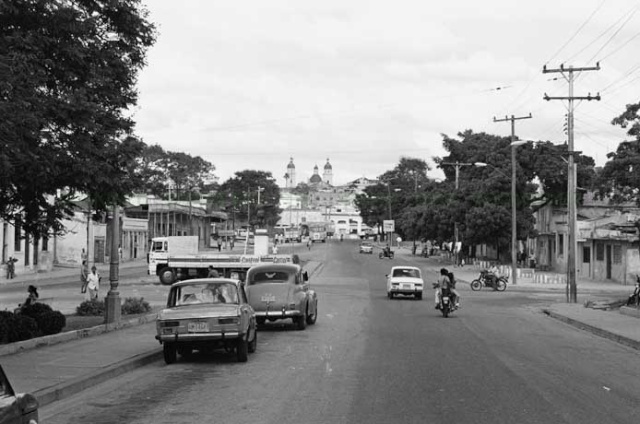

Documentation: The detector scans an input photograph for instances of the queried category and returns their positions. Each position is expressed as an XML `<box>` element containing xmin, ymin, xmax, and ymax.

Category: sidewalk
<box><xmin>0</xmin><ymin>259</ymin><xmax>323</xmax><ymax>408</ymax></box>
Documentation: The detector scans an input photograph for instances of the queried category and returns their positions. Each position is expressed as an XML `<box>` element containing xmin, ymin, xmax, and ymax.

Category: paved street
<box><xmin>39</xmin><ymin>240</ymin><xmax>640</xmax><ymax>424</ymax></box>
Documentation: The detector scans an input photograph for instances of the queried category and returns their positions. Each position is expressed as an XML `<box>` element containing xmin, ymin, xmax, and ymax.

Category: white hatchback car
<box><xmin>386</xmin><ymin>266</ymin><xmax>424</xmax><ymax>300</ymax></box>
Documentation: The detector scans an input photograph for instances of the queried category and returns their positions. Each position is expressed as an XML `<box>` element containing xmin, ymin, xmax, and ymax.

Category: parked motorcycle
<box><xmin>470</xmin><ymin>270</ymin><xmax>508</xmax><ymax>291</ymax></box>
<box><xmin>379</xmin><ymin>248</ymin><xmax>394</xmax><ymax>260</ymax></box>
<box><xmin>626</xmin><ymin>275</ymin><xmax>640</xmax><ymax>306</ymax></box>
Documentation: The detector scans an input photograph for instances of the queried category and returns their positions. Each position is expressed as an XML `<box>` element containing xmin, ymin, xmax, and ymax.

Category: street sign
<box><xmin>383</xmin><ymin>220</ymin><xmax>395</xmax><ymax>233</ymax></box>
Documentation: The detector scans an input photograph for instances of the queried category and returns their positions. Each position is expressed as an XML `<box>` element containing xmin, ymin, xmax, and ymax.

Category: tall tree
<box><xmin>595</xmin><ymin>103</ymin><xmax>640</xmax><ymax>206</ymax></box>
<box><xmin>218</xmin><ymin>170</ymin><xmax>281</xmax><ymax>228</ymax></box>
<box><xmin>0</xmin><ymin>0</ymin><xmax>156</xmax><ymax>239</ymax></box>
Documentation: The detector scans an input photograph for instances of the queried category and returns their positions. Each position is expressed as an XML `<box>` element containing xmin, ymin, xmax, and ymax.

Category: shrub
<box><xmin>36</xmin><ymin>311</ymin><xmax>67</xmax><ymax>336</ymax></box>
<box><xmin>76</xmin><ymin>299</ymin><xmax>105</xmax><ymax>316</ymax></box>
<box><xmin>121</xmin><ymin>297</ymin><xmax>151</xmax><ymax>315</ymax></box>
<box><xmin>11</xmin><ymin>315</ymin><xmax>40</xmax><ymax>342</ymax></box>
<box><xmin>0</xmin><ymin>311</ymin><xmax>15</xmax><ymax>344</ymax></box>
<box><xmin>20</xmin><ymin>303</ymin><xmax>53</xmax><ymax>320</ymax></box>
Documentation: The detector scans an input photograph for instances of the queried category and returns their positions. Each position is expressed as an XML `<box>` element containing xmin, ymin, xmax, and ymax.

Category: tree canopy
<box><xmin>217</xmin><ymin>170</ymin><xmax>281</xmax><ymax>228</ymax></box>
<box><xmin>0</xmin><ymin>0</ymin><xmax>156</xmax><ymax>239</ymax></box>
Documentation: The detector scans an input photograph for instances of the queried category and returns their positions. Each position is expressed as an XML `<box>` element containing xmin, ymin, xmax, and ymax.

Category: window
<box><xmin>557</xmin><ymin>234</ymin><xmax>564</xmax><ymax>257</ymax></box>
<box><xmin>582</xmin><ymin>246</ymin><xmax>590</xmax><ymax>263</ymax></box>
<box><xmin>596</xmin><ymin>243</ymin><xmax>604</xmax><ymax>261</ymax></box>
<box><xmin>613</xmin><ymin>245</ymin><xmax>622</xmax><ymax>264</ymax></box>
<box><xmin>14</xmin><ymin>222</ymin><xmax>21</xmax><ymax>252</ymax></box>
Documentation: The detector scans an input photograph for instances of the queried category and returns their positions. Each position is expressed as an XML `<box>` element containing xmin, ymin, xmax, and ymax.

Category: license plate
<box><xmin>188</xmin><ymin>321</ymin><xmax>209</xmax><ymax>332</ymax></box>
<box><xmin>403</xmin><ymin>284</ymin><xmax>411</xmax><ymax>289</ymax></box>
<box><xmin>261</xmin><ymin>295</ymin><xmax>276</xmax><ymax>302</ymax></box>
<box><xmin>443</xmin><ymin>297</ymin><xmax>449</xmax><ymax>303</ymax></box>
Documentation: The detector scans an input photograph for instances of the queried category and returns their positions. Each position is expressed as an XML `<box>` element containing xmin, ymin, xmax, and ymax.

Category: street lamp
<box><xmin>381</xmin><ymin>180</ymin><xmax>401</xmax><ymax>245</ymax></box>
<box><xmin>475</xmin><ymin>140</ymin><xmax>527</xmax><ymax>286</ymax></box>
<box><xmin>440</xmin><ymin>161</ymin><xmax>485</xmax><ymax>263</ymax></box>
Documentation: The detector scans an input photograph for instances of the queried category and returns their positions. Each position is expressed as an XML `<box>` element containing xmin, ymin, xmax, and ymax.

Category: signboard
<box><xmin>383</xmin><ymin>220</ymin><xmax>395</xmax><ymax>233</ymax></box>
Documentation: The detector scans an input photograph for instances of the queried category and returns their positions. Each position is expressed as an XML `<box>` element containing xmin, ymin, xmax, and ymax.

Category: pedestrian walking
<box><xmin>230</xmin><ymin>237</ymin><xmax>235</xmax><ymax>250</ymax></box>
<box><xmin>86</xmin><ymin>266</ymin><xmax>101</xmax><ymax>300</ymax></box>
<box><xmin>80</xmin><ymin>260</ymin><xmax>89</xmax><ymax>293</ymax></box>
<box><xmin>307</xmin><ymin>238</ymin><xmax>312</xmax><ymax>250</ymax></box>
<box><xmin>5</xmin><ymin>256</ymin><xmax>17</xmax><ymax>279</ymax></box>
<box><xmin>217</xmin><ymin>237</ymin><xmax>222</xmax><ymax>252</ymax></box>
<box><xmin>273</xmin><ymin>244</ymin><xmax>278</xmax><ymax>254</ymax></box>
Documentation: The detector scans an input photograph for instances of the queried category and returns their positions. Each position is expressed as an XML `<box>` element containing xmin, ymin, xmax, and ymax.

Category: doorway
<box><xmin>606</xmin><ymin>245</ymin><xmax>612</xmax><ymax>279</ymax></box>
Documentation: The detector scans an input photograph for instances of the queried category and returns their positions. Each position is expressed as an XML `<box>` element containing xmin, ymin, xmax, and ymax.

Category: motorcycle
<box><xmin>433</xmin><ymin>283</ymin><xmax>456</xmax><ymax>318</ymax></box>
<box><xmin>378</xmin><ymin>248</ymin><xmax>394</xmax><ymax>260</ymax></box>
<box><xmin>626</xmin><ymin>275</ymin><xmax>640</xmax><ymax>306</ymax></box>
<box><xmin>470</xmin><ymin>270</ymin><xmax>508</xmax><ymax>291</ymax></box>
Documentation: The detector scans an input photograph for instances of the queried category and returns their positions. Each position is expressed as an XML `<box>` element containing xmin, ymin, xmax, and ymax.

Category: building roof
<box><xmin>324</xmin><ymin>158</ymin><xmax>332</xmax><ymax>170</ymax></box>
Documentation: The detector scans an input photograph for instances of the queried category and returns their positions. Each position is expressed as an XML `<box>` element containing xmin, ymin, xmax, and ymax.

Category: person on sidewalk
<box><xmin>16</xmin><ymin>285</ymin><xmax>39</xmax><ymax>313</ymax></box>
<box><xmin>217</xmin><ymin>237</ymin><xmax>222</xmax><ymax>252</ymax></box>
<box><xmin>5</xmin><ymin>256</ymin><xmax>17</xmax><ymax>279</ymax></box>
<box><xmin>80</xmin><ymin>260</ymin><xmax>89</xmax><ymax>293</ymax></box>
<box><xmin>86</xmin><ymin>266</ymin><xmax>101</xmax><ymax>300</ymax></box>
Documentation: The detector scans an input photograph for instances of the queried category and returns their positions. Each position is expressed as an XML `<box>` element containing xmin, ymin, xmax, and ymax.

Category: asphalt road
<box><xmin>41</xmin><ymin>240</ymin><xmax>640</xmax><ymax>423</ymax></box>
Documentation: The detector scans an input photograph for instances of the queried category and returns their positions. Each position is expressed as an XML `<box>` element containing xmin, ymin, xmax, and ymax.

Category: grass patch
<box><xmin>62</xmin><ymin>305</ymin><xmax>162</xmax><ymax>332</ymax></box>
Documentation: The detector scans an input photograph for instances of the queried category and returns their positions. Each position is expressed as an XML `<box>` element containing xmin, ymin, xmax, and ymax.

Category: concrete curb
<box><xmin>0</xmin><ymin>312</ymin><xmax>158</xmax><ymax>357</ymax></box>
<box><xmin>620</xmin><ymin>305</ymin><xmax>640</xmax><ymax>318</ymax></box>
<box><xmin>33</xmin><ymin>349</ymin><xmax>162</xmax><ymax>408</ymax></box>
<box><xmin>542</xmin><ymin>308</ymin><xmax>640</xmax><ymax>352</ymax></box>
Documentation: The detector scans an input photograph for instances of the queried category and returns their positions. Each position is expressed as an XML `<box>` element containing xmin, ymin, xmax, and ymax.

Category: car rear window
<box><xmin>173</xmin><ymin>282</ymin><xmax>239</xmax><ymax>306</ymax></box>
<box><xmin>392</xmin><ymin>269</ymin><xmax>421</xmax><ymax>278</ymax></box>
<box><xmin>249</xmin><ymin>271</ymin><xmax>294</xmax><ymax>285</ymax></box>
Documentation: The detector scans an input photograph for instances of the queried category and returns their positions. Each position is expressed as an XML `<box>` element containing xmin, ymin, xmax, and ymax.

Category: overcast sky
<box><xmin>133</xmin><ymin>0</ymin><xmax>640</xmax><ymax>187</ymax></box>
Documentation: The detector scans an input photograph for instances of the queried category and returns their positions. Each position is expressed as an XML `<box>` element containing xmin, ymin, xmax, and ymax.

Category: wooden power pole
<box><xmin>543</xmin><ymin>63</ymin><xmax>600</xmax><ymax>303</ymax></box>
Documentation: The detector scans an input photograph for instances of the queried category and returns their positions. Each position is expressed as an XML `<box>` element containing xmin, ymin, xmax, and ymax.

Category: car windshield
<box><xmin>392</xmin><ymin>268</ymin><xmax>421</xmax><ymax>278</ymax></box>
<box><xmin>248</xmin><ymin>271</ymin><xmax>294</xmax><ymax>285</ymax></box>
<box><xmin>361</xmin><ymin>242</ymin><xmax>372</xmax><ymax>246</ymax></box>
<box><xmin>172</xmin><ymin>282</ymin><xmax>239</xmax><ymax>306</ymax></box>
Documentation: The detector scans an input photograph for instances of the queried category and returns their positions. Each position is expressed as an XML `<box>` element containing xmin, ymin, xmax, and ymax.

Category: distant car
<box><xmin>245</xmin><ymin>263</ymin><xmax>318</xmax><ymax>330</ymax></box>
<box><xmin>155</xmin><ymin>278</ymin><xmax>257</xmax><ymax>364</ymax></box>
<box><xmin>0</xmin><ymin>364</ymin><xmax>39</xmax><ymax>424</ymax></box>
<box><xmin>386</xmin><ymin>266</ymin><xmax>424</xmax><ymax>300</ymax></box>
<box><xmin>359</xmin><ymin>241</ymin><xmax>374</xmax><ymax>254</ymax></box>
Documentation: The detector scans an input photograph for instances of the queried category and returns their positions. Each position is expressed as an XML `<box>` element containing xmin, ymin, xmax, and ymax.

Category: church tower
<box><xmin>285</xmin><ymin>157</ymin><xmax>296</xmax><ymax>188</ymax></box>
<box><xmin>323</xmin><ymin>158</ymin><xmax>333</xmax><ymax>186</ymax></box>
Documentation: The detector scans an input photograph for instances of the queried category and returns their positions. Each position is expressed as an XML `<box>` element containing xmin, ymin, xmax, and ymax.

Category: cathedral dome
<box><xmin>287</xmin><ymin>157</ymin><xmax>295</xmax><ymax>169</ymax></box>
<box><xmin>324</xmin><ymin>158</ymin><xmax>332</xmax><ymax>170</ymax></box>
<box><xmin>309</xmin><ymin>174</ymin><xmax>322</xmax><ymax>183</ymax></box>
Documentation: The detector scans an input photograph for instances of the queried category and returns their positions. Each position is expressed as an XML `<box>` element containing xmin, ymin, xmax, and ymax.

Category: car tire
<box><xmin>177</xmin><ymin>346</ymin><xmax>192</xmax><ymax>358</ymax></box>
<box><xmin>256</xmin><ymin>317</ymin><xmax>266</xmax><ymax>327</ymax></box>
<box><xmin>295</xmin><ymin>312</ymin><xmax>307</xmax><ymax>331</ymax></box>
<box><xmin>470</xmin><ymin>280</ymin><xmax>482</xmax><ymax>291</ymax></box>
<box><xmin>248</xmin><ymin>325</ymin><xmax>257</xmax><ymax>353</ymax></box>
<box><xmin>306</xmin><ymin>303</ymin><xmax>317</xmax><ymax>325</ymax></box>
<box><xmin>237</xmin><ymin>335</ymin><xmax>249</xmax><ymax>362</ymax></box>
<box><xmin>416</xmin><ymin>292</ymin><xmax>422</xmax><ymax>300</ymax></box>
<box><xmin>163</xmin><ymin>343</ymin><xmax>177</xmax><ymax>365</ymax></box>
<box><xmin>387</xmin><ymin>292</ymin><xmax>393</xmax><ymax>299</ymax></box>
<box><xmin>159</xmin><ymin>268</ymin><xmax>176</xmax><ymax>285</ymax></box>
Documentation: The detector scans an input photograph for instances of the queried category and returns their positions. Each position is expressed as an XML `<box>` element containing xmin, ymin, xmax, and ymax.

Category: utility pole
<box><xmin>493</xmin><ymin>113</ymin><xmax>532</xmax><ymax>287</ymax></box>
<box><xmin>441</xmin><ymin>161</ymin><xmax>475</xmax><ymax>265</ymax></box>
<box><xmin>543</xmin><ymin>63</ymin><xmax>601</xmax><ymax>303</ymax></box>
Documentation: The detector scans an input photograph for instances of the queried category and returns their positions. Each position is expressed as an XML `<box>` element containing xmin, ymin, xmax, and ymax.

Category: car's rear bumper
<box><xmin>389</xmin><ymin>288</ymin><xmax>423</xmax><ymax>295</ymax></box>
<box><xmin>254</xmin><ymin>310</ymin><xmax>302</xmax><ymax>318</ymax></box>
<box><xmin>155</xmin><ymin>331</ymin><xmax>241</xmax><ymax>342</ymax></box>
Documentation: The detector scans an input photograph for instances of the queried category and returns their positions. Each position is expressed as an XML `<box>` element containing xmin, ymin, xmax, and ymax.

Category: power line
<box><xmin>545</xmin><ymin>0</ymin><xmax>607</xmax><ymax>66</ymax></box>
<box><xmin>587</xmin><ymin>6</ymin><xmax>638</xmax><ymax>63</ymax></box>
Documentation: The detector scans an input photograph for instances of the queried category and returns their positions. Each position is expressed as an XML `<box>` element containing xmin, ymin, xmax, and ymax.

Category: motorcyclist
<box><xmin>626</xmin><ymin>275</ymin><xmax>640</xmax><ymax>306</ymax></box>
<box><xmin>486</xmin><ymin>264</ymin><xmax>500</xmax><ymax>290</ymax></box>
<box><xmin>383</xmin><ymin>244</ymin><xmax>391</xmax><ymax>257</ymax></box>
<box><xmin>434</xmin><ymin>268</ymin><xmax>460</xmax><ymax>309</ymax></box>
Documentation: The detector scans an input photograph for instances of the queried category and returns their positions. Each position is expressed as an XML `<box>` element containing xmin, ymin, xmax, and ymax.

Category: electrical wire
<box><xmin>587</xmin><ymin>5</ymin><xmax>639</xmax><ymax>63</ymax></box>
<box><xmin>545</xmin><ymin>0</ymin><xmax>608</xmax><ymax>66</ymax></box>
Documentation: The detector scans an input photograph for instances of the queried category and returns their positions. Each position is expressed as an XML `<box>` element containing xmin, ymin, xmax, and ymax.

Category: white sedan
<box><xmin>386</xmin><ymin>266</ymin><xmax>424</xmax><ymax>300</ymax></box>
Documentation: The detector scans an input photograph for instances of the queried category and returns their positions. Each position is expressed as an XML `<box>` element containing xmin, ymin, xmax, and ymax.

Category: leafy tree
<box><xmin>164</xmin><ymin>151</ymin><xmax>215</xmax><ymax>201</ymax></box>
<box><xmin>0</xmin><ymin>0</ymin><xmax>156</xmax><ymax>240</ymax></box>
<box><xmin>594</xmin><ymin>103</ymin><xmax>640</xmax><ymax>206</ymax></box>
<box><xmin>218</xmin><ymin>170</ymin><xmax>281</xmax><ymax>228</ymax></box>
